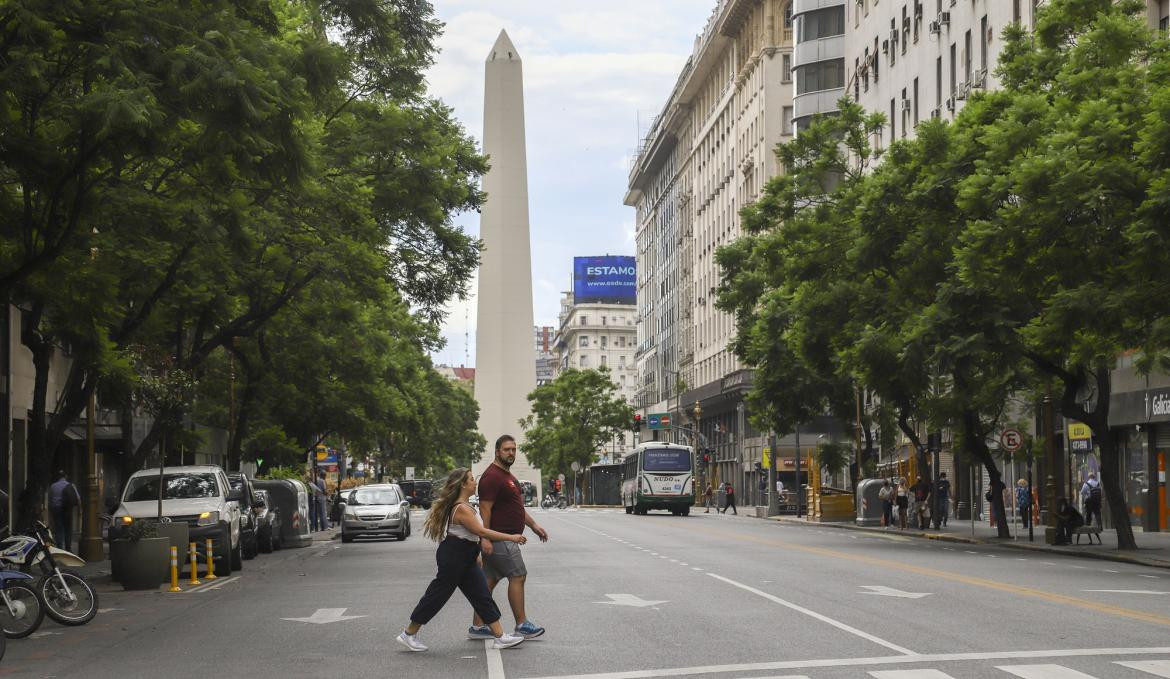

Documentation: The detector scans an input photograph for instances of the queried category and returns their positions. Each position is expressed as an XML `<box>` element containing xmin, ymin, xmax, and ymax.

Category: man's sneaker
<box><xmin>492</xmin><ymin>632</ymin><xmax>525</xmax><ymax>650</ymax></box>
<box><xmin>396</xmin><ymin>631</ymin><xmax>428</xmax><ymax>652</ymax></box>
<box><xmin>467</xmin><ymin>625</ymin><xmax>495</xmax><ymax>640</ymax></box>
<box><xmin>514</xmin><ymin>620</ymin><xmax>545</xmax><ymax>639</ymax></box>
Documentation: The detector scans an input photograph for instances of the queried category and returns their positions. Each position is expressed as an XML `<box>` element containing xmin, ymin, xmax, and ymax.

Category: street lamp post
<box><xmin>794</xmin><ymin>423</ymin><xmax>802</xmax><ymax>517</ymax></box>
<box><xmin>1043</xmin><ymin>395</ymin><xmax>1058</xmax><ymax>544</ymax></box>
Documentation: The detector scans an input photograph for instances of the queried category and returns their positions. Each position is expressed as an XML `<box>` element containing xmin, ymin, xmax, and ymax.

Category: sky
<box><xmin>424</xmin><ymin>0</ymin><xmax>718</xmax><ymax>368</ymax></box>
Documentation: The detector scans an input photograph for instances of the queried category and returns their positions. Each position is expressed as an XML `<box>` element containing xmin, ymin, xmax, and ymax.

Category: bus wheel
<box><xmin>681</xmin><ymin>506</ymin><xmax>690</xmax><ymax>516</ymax></box>
<box><xmin>625</xmin><ymin>505</ymin><xmax>633</xmax><ymax>514</ymax></box>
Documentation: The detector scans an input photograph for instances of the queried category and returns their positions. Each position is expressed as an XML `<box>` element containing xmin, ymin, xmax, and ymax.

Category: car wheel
<box><xmin>243</xmin><ymin>531</ymin><xmax>258</xmax><ymax>560</ymax></box>
<box><xmin>231</xmin><ymin>532</ymin><xmax>244</xmax><ymax>571</ymax></box>
<box><xmin>681</xmin><ymin>506</ymin><xmax>690</xmax><ymax>516</ymax></box>
<box><xmin>217</xmin><ymin>525</ymin><xmax>233</xmax><ymax>574</ymax></box>
<box><xmin>341</xmin><ymin>531</ymin><xmax>354</xmax><ymax>544</ymax></box>
<box><xmin>259</xmin><ymin>528</ymin><xmax>274</xmax><ymax>554</ymax></box>
<box><xmin>398</xmin><ymin>522</ymin><xmax>408</xmax><ymax>541</ymax></box>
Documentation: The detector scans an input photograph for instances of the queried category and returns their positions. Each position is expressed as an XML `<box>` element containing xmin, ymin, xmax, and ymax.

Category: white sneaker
<box><xmin>492</xmin><ymin>632</ymin><xmax>525</xmax><ymax>650</ymax></box>
<box><xmin>396</xmin><ymin>631</ymin><xmax>428</xmax><ymax>652</ymax></box>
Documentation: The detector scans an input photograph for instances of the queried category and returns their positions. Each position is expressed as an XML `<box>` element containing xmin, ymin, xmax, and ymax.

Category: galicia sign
<box><xmin>573</xmin><ymin>256</ymin><xmax>635</xmax><ymax>305</ymax></box>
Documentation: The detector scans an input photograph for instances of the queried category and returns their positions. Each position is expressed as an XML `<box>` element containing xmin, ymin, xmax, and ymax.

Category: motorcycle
<box><xmin>540</xmin><ymin>493</ymin><xmax>568</xmax><ymax>510</ymax></box>
<box><xmin>0</xmin><ymin>522</ymin><xmax>98</xmax><ymax>626</ymax></box>
<box><xmin>0</xmin><ymin>569</ymin><xmax>44</xmax><ymax>638</ymax></box>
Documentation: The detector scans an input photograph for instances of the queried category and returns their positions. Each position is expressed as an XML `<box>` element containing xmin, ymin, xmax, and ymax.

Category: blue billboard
<box><xmin>573</xmin><ymin>256</ymin><xmax>635</xmax><ymax>304</ymax></box>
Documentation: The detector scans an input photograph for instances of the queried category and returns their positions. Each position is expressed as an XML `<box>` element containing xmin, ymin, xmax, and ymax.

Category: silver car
<box><xmin>340</xmin><ymin>484</ymin><xmax>411</xmax><ymax>543</ymax></box>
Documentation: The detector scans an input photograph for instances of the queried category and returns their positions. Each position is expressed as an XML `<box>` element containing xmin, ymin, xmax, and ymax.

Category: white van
<box><xmin>111</xmin><ymin>465</ymin><xmax>245</xmax><ymax>573</ymax></box>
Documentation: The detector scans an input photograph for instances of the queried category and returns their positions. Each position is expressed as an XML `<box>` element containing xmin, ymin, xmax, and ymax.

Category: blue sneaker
<box><xmin>514</xmin><ymin>620</ymin><xmax>545</xmax><ymax>639</ymax></box>
<box><xmin>467</xmin><ymin>625</ymin><xmax>494</xmax><ymax>640</ymax></box>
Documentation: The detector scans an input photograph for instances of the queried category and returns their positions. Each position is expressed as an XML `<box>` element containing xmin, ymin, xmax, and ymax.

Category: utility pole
<box><xmin>768</xmin><ymin>431</ymin><xmax>778</xmax><ymax>515</ymax></box>
<box><xmin>795</xmin><ymin>423</ymin><xmax>802</xmax><ymax>518</ymax></box>
<box><xmin>1044</xmin><ymin>395</ymin><xmax>1058</xmax><ymax>544</ymax></box>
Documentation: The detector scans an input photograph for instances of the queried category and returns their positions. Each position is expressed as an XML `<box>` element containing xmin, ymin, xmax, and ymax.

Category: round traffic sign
<box><xmin>1000</xmin><ymin>428</ymin><xmax>1023</xmax><ymax>452</ymax></box>
<box><xmin>558</xmin><ymin>473</ymin><xmax>566</xmax><ymax>481</ymax></box>
<box><xmin>570</xmin><ymin>461</ymin><xmax>581</xmax><ymax>472</ymax></box>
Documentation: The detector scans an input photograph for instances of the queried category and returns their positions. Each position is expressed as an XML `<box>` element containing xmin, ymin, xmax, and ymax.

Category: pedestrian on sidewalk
<box><xmin>1016</xmin><ymin>479</ymin><xmax>1032</xmax><ymax>529</ymax></box>
<box><xmin>721</xmin><ymin>482</ymin><xmax>737</xmax><ymax>515</ymax></box>
<box><xmin>314</xmin><ymin>476</ymin><xmax>330</xmax><ymax>531</ymax></box>
<box><xmin>933</xmin><ymin>472</ymin><xmax>951</xmax><ymax>529</ymax></box>
<box><xmin>1080</xmin><ymin>473</ymin><xmax>1103</xmax><ymax>528</ymax></box>
<box><xmin>397</xmin><ymin>467</ymin><xmax>527</xmax><ymax>653</ymax></box>
<box><xmin>48</xmin><ymin>470</ymin><xmax>81</xmax><ymax>551</ymax></box>
<box><xmin>910</xmin><ymin>476</ymin><xmax>932</xmax><ymax>530</ymax></box>
<box><xmin>878</xmin><ymin>479</ymin><xmax>894</xmax><ymax>528</ymax></box>
<box><xmin>469</xmin><ymin>434</ymin><xmax>549</xmax><ymax>641</ymax></box>
<box><xmin>703</xmin><ymin>483</ymin><xmax>715</xmax><ymax>513</ymax></box>
<box><xmin>306</xmin><ymin>474</ymin><xmax>320</xmax><ymax>531</ymax></box>
<box><xmin>1054</xmin><ymin>497</ymin><xmax>1084</xmax><ymax>545</ymax></box>
<box><xmin>895</xmin><ymin>480</ymin><xmax>909</xmax><ymax>530</ymax></box>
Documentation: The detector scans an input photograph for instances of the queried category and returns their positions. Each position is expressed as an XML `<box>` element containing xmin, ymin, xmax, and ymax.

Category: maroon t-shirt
<box><xmin>478</xmin><ymin>464</ymin><xmax>526</xmax><ymax>535</ymax></box>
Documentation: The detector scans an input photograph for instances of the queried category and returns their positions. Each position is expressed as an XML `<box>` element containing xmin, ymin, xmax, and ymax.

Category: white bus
<box><xmin>620</xmin><ymin>443</ymin><xmax>695</xmax><ymax>516</ymax></box>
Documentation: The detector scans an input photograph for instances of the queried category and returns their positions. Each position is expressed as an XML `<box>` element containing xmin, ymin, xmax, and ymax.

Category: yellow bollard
<box><xmin>204</xmin><ymin>538</ymin><xmax>218</xmax><ymax>580</ymax></box>
<box><xmin>188</xmin><ymin>542</ymin><xmax>201</xmax><ymax>586</ymax></box>
<box><xmin>169</xmin><ymin>546</ymin><xmax>182</xmax><ymax>592</ymax></box>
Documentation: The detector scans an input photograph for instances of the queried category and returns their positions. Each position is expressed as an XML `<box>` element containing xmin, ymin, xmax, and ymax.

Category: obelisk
<box><xmin>473</xmin><ymin>30</ymin><xmax>540</xmax><ymax>491</ymax></box>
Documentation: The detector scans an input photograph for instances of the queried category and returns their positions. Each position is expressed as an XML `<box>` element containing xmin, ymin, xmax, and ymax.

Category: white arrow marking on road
<box><xmin>97</xmin><ymin>608</ymin><xmax>122</xmax><ymax>613</ymax></box>
<box><xmin>859</xmin><ymin>585</ymin><xmax>932</xmax><ymax>599</ymax></box>
<box><xmin>281</xmin><ymin>608</ymin><xmax>368</xmax><ymax>624</ymax></box>
<box><xmin>1083</xmin><ymin>589</ymin><xmax>1170</xmax><ymax>595</ymax></box>
<box><xmin>593</xmin><ymin>593</ymin><xmax>667</xmax><ymax>608</ymax></box>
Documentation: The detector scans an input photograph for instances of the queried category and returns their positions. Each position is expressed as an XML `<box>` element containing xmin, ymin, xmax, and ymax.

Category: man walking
<box><xmin>1080</xmin><ymin>472</ymin><xmax>1103</xmax><ymax>528</ymax></box>
<box><xmin>48</xmin><ymin>471</ymin><xmax>81</xmax><ymax>551</ymax></box>
<box><xmin>721</xmin><ymin>482</ymin><xmax>737</xmax><ymax>515</ymax></box>
<box><xmin>910</xmin><ymin>476</ymin><xmax>932</xmax><ymax>530</ymax></box>
<box><xmin>314</xmin><ymin>476</ymin><xmax>330</xmax><ymax>530</ymax></box>
<box><xmin>470</xmin><ymin>435</ymin><xmax>549</xmax><ymax>640</ymax></box>
<box><xmin>933</xmin><ymin>472</ymin><xmax>951</xmax><ymax>529</ymax></box>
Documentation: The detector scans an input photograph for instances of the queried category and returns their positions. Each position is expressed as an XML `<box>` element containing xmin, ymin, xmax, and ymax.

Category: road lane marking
<box><xmin>1138</xmin><ymin>575</ymin><xmax>1159</xmax><ymax>579</ymax></box>
<box><xmin>485</xmin><ymin>638</ymin><xmax>505</xmax><ymax>679</ymax></box>
<box><xmin>1116</xmin><ymin>659</ymin><xmax>1170</xmax><ymax>677</ymax></box>
<box><xmin>859</xmin><ymin>585</ymin><xmax>931</xmax><ymax>599</ymax></box>
<box><xmin>201</xmin><ymin>575</ymin><xmax>242</xmax><ymax>591</ymax></box>
<box><xmin>869</xmin><ymin>671</ymin><xmax>955</xmax><ymax>678</ymax></box>
<box><xmin>682</xmin><ymin>524</ymin><xmax>1170</xmax><ymax>628</ymax></box>
<box><xmin>706</xmin><ymin>573</ymin><xmax>917</xmax><ymax>656</ymax></box>
<box><xmin>1082</xmin><ymin>589</ymin><xmax>1169</xmax><ymax>595</ymax></box>
<box><xmin>517</xmin><ymin>647</ymin><xmax>1170</xmax><ymax>679</ymax></box>
<box><xmin>996</xmin><ymin>664</ymin><xmax>1098</xmax><ymax>678</ymax></box>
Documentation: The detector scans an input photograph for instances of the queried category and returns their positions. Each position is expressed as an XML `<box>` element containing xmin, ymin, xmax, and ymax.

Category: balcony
<box><xmin>792</xmin><ymin>33</ymin><xmax>845</xmax><ymax>69</ymax></box>
<box><xmin>792</xmin><ymin>0</ymin><xmax>845</xmax><ymax>15</ymax></box>
<box><xmin>793</xmin><ymin>87</ymin><xmax>844</xmax><ymax>122</ymax></box>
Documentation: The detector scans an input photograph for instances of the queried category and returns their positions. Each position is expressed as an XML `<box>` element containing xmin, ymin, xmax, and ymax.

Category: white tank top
<box><xmin>446</xmin><ymin>503</ymin><xmax>479</xmax><ymax>543</ymax></box>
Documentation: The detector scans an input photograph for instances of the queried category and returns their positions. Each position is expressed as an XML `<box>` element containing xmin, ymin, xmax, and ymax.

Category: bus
<box><xmin>621</xmin><ymin>443</ymin><xmax>695</xmax><ymax>516</ymax></box>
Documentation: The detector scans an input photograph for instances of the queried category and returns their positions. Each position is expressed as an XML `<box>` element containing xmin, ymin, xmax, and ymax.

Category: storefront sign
<box><xmin>1068</xmin><ymin>421</ymin><xmax>1092</xmax><ymax>440</ymax></box>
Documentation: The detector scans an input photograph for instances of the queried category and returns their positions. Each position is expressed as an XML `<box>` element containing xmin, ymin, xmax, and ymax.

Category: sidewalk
<box><xmin>768</xmin><ymin>512</ymin><xmax>1170</xmax><ymax>569</ymax></box>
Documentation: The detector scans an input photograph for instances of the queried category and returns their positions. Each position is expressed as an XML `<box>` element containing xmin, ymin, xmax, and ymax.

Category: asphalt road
<box><xmin>3</xmin><ymin>508</ymin><xmax>1170</xmax><ymax>679</ymax></box>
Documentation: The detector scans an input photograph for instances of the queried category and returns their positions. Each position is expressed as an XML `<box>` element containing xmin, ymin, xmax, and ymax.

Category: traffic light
<box><xmin>632</xmin><ymin>413</ymin><xmax>642</xmax><ymax>432</ymax></box>
<box><xmin>702</xmin><ymin>449</ymin><xmax>711</xmax><ymax>464</ymax></box>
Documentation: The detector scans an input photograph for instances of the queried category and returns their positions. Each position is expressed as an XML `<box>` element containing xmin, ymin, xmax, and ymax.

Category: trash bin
<box><xmin>855</xmin><ymin>478</ymin><xmax>885</xmax><ymax>527</ymax></box>
<box><xmin>253</xmin><ymin>479</ymin><xmax>312</xmax><ymax>548</ymax></box>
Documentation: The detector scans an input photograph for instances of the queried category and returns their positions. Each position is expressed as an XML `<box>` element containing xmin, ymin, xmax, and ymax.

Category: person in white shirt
<box><xmin>1079</xmin><ymin>472</ymin><xmax>1103</xmax><ymax>528</ymax></box>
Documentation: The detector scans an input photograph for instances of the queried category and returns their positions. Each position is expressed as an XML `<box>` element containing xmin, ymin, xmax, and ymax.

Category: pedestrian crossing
<box><xmin>729</xmin><ymin>660</ymin><xmax>1170</xmax><ymax>679</ymax></box>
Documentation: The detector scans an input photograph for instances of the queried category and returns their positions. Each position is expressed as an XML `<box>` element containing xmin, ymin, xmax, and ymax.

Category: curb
<box><xmin>767</xmin><ymin>516</ymin><xmax>1170</xmax><ymax>569</ymax></box>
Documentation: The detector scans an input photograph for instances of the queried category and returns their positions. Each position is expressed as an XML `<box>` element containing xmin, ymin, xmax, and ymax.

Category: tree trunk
<box><xmin>17</xmin><ymin>311</ymin><xmax>53</xmax><ymax>530</ymax></box>
<box><xmin>1074</xmin><ymin>366</ymin><xmax>1137</xmax><ymax>550</ymax></box>
<box><xmin>962</xmin><ymin>409</ymin><xmax>1011</xmax><ymax>538</ymax></box>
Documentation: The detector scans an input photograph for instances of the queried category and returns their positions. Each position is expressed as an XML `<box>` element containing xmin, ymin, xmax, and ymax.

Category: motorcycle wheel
<box><xmin>39</xmin><ymin>570</ymin><xmax>98</xmax><ymax>626</ymax></box>
<box><xmin>0</xmin><ymin>582</ymin><xmax>45</xmax><ymax>638</ymax></box>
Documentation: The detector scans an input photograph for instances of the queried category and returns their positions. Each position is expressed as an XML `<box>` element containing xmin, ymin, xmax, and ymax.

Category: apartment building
<box><xmin>626</xmin><ymin>0</ymin><xmax>795</xmax><ymax>497</ymax></box>
<box><xmin>792</xmin><ymin>0</ymin><xmax>846</xmax><ymax>130</ymax></box>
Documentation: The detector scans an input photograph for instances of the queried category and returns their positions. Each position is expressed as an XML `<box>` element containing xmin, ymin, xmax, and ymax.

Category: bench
<box><xmin>1074</xmin><ymin>525</ymin><xmax>1102</xmax><ymax>545</ymax></box>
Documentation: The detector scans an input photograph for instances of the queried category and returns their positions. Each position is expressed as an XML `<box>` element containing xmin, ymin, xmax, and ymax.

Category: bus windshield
<box><xmin>642</xmin><ymin>449</ymin><xmax>691</xmax><ymax>472</ymax></box>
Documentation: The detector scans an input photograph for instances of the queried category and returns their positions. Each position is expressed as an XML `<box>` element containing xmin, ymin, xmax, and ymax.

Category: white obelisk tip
<box><xmin>488</xmin><ymin>29</ymin><xmax>520</xmax><ymax>62</ymax></box>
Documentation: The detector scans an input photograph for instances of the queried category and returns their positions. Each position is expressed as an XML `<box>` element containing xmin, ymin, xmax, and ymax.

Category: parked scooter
<box><xmin>0</xmin><ymin>521</ymin><xmax>97</xmax><ymax>626</ymax></box>
<box><xmin>0</xmin><ymin>569</ymin><xmax>44</xmax><ymax>638</ymax></box>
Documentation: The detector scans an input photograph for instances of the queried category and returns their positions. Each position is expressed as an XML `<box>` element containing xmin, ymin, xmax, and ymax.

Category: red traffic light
<box><xmin>634</xmin><ymin>414</ymin><xmax>642</xmax><ymax>422</ymax></box>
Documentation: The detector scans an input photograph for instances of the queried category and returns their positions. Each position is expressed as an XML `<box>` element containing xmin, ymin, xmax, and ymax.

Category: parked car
<box><xmin>252</xmin><ymin>490</ymin><xmax>282</xmax><ymax>553</ymax></box>
<box><xmin>251</xmin><ymin>479</ymin><xmax>313</xmax><ymax>548</ymax></box>
<box><xmin>110</xmin><ymin>465</ymin><xmax>245</xmax><ymax>574</ymax></box>
<box><xmin>397</xmin><ymin>479</ymin><xmax>433</xmax><ymax>509</ymax></box>
<box><xmin>340</xmin><ymin>484</ymin><xmax>411</xmax><ymax>543</ymax></box>
<box><xmin>330</xmin><ymin>488</ymin><xmax>353</xmax><ymax>525</ymax></box>
<box><xmin>227</xmin><ymin>473</ymin><xmax>260</xmax><ymax>560</ymax></box>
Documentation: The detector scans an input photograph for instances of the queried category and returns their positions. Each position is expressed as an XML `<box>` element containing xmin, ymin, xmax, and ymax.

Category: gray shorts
<box><xmin>481</xmin><ymin>540</ymin><xmax>527</xmax><ymax>581</ymax></box>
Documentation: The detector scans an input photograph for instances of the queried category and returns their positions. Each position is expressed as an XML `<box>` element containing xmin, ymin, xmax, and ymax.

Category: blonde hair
<box><xmin>423</xmin><ymin>468</ymin><xmax>471</xmax><ymax>542</ymax></box>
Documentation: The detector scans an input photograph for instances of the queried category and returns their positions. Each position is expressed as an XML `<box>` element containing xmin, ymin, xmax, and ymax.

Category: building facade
<box><xmin>553</xmin><ymin>291</ymin><xmax>637</xmax><ymax>463</ymax></box>
<box><xmin>792</xmin><ymin>0</ymin><xmax>846</xmax><ymax>130</ymax></box>
<box><xmin>627</xmin><ymin>0</ymin><xmax>795</xmax><ymax>503</ymax></box>
<box><xmin>535</xmin><ymin>326</ymin><xmax>556</xmax><ymax>386</ymax></box>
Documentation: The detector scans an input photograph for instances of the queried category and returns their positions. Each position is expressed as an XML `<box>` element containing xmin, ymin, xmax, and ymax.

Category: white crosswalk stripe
<box><xmin>1117</xmin><ymin>660</ymin><xmax>1170</xmax><ymax>677</ymax></box>
<box><xmin>869</xmin><ymin>670</ymin><xmax>957</xmax><ymax>678</ymax></box>
<box><xmin>996</xmin><ymin>664</ymin><xmax>1099</xmax><ymax>679</ymax></box>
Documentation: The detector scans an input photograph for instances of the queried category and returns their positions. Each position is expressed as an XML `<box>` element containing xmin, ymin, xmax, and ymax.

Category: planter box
<box><xmin>155</xmin><ymin>522</ymin><xmax>190</xmax><ymax>560</ymax></box>
<box><xmin>110</xmin><ymin>537</ymin><xmax>170</xmax><ymax>590</ymax></box>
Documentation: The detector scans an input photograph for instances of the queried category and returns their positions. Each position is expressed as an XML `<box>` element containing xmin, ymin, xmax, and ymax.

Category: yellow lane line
<box><xmin>689</xmin><ymin>524</ymin><xmax>1170</xmax><ymax>628</ymax></box>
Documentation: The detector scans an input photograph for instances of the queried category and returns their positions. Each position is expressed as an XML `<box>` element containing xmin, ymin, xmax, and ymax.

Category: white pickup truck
<box><xmin>111</xmin><ymin>465</ymin><xmax>245</xmax><ymax>573</ymax></box>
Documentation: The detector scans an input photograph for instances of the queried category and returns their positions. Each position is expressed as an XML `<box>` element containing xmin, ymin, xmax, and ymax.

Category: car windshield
<box><xmin>643</xmin><ymin>449</ymin><xmax>691</xmax><ymax>473</ymax></box>
<box><xmin>124</xmin><ymin>473</ymin><xmax>220</xmax><ymax>502</ymax></box>
<box><xmin>348</xmin><ymin>489</ymin><xmax>400</xmax><ymax>506</ymax></box>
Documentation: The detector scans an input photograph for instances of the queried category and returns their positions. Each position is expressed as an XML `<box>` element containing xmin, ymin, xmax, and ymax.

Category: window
<box><xmin>579</xmin><ymin>355</ymin><xmax>588</xmax><ymax>367</ymax></box>
<box><xmin>602</xmin><ymin>316</ymin><xmax>607</xmax><ymax>325</ymax></box>
<box><xmin>913</xmin><ymin>77</ymin><xmax>919</xmax><ymax>126</ymax></box>
<box><xmin>795</xmin><ymin>60</ymin><xmax>845</xmax><ymax>94</ymax></box>
<box><xmin>949</xmin><ymin>43</ymin><xmax>956</xmax><ymax>96</ymax></box>
<box><xmin>601</xmin><ymin>355</ymin><xmax>607</xmax><ymax>367</ymax></box>
<box><xmin>795</xmin><ymin>6</ymin><xmax>845</xmax><ymax>41</ymax></box>
<box><xmin>936</xmin><ymin>56</ymin><xmax>942</xmax><ymax>108</ymax></box>
<box><xmin>580</xmin><ymin>315</ymin><xmax>588</xmax><ymax>325</ymax></box>
<box><xmin>619</xmin><ymin>355</ymin><xmax>626</xmax><ymax>368</ymax></box>
<box><xmin>782</xmin><ymin>106</ymin><xmax>794</xmax><ymax>135</ymax></box>
<box><xmin>784</xmin><ymin>2</ymin><xmax>793</xmax><ymax>28</ymax></box>
<box><xmin>901</xmin><ymin>6</ymin><xmax>908</xmax><ymax>53</ymax></box>
<box><xmin>980</xmin><ymin>16</ymin><xmax>988</xmax><ymax>73</ymax></box>
<box><xmin>889</xmin><ymin>98</ymin><xmax>895</xmax><ymax>142</ymax></box>
<box><xmin>901</xmin><ymin>88</ymin><xmax>908</xmax><ymax>137</ymax></box>
<box><xmin>782</xmin><ymin>53</ymin><xmax>792</xmax><ymax>83</ymax></box>
<box><xmin>579</xmin><ymin>336</ymin><xmax>589</xmax><ymax>347</ymax></box>
<box><xmin>964</xmin><ymin>30</ymin><xmax>972</xmax><ymax>84</ymax></box>
<box><xmin>601</xmin><ymin>335</ymin><xmax>608</xmax><ymax>347</ymax></box>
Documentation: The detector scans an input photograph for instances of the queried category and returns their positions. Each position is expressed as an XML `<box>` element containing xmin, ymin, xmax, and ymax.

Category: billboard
<box><xmin>573</xmin><ymin>256</ymin><xmax>635</xmax><ymax>304</ymax></box>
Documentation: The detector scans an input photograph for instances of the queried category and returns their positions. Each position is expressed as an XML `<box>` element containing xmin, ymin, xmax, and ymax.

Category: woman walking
<box><xmin>397</xmin><ymin>468</ymin><xmax>527</xmax><ymax>652</ymax></box>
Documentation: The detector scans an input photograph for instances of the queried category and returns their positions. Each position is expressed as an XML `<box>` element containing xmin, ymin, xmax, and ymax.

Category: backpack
<box><xmin>1088</xmin><ymin>484</ymin><xmax>1102</xmax><ymax>503</ymax></box>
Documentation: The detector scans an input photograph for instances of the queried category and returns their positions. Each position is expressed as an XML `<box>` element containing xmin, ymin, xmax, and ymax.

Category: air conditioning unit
<box><xmin>882</xmin><ymin>39</ymin><xmax>889</xmax><ymax>53</ymax></box>
<box><xmin>930</xmin><ymin>108</ymin><xmax>941</xmax><ymax>119</ymax></box>
<box><xmin>939</xmin><ymin>11</ymin><xmax>951</xmax><ymax>25</ymax></box>
<box><xmin>972</xmin><ymin>69</ymin><xmax>988</xmax><ymax>88</ymax></box>
<box><xmin>890</xmin><ymin>29</ymin><xmax>899</xmax><ymax>46</ymax></box>
<box><xmin>929</xmin><ymin>20</ymin><xmax>941</xmax><ymax>34</ymax></box>
<box><xmin>956</xmin><ymin>81</ymin><xmax>970</xmax><ymax>99</ymax></box>
<box><xmin>945</xmin><ymin>97</ymin><xmax>955</xmax><ymax>112</ymax></box>
<box><xmin>900</xmin><ymin>98</ymin><xmax>912</xmax><ymax>111</ymax></box>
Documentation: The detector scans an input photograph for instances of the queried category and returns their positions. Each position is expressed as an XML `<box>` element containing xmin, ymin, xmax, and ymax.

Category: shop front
<box><xmin>1109</xmin><ymin>378</ymin><xmax>1170</xmax><ymax>532</ymax></box>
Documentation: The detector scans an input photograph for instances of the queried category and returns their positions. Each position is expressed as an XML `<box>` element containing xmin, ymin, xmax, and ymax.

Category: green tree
<box><xmin>519</xmin><ymin>368</ymin><xmax>634</xmax><ymax>481</ymax></box>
